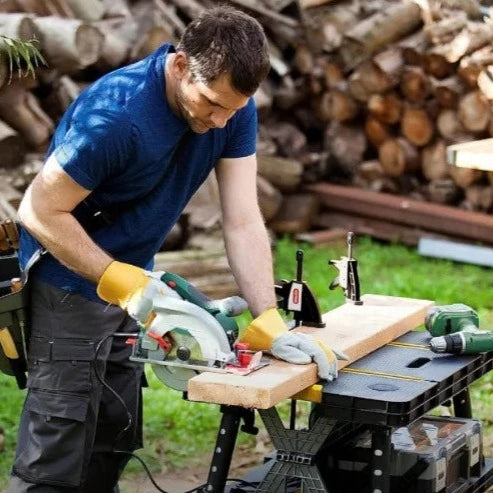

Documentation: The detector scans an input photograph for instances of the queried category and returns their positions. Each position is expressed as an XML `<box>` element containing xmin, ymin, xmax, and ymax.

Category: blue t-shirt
<box><xmin>19</xmin><ymin>43</ymin><xmax>257</xmax><ymax>302</ymax></box>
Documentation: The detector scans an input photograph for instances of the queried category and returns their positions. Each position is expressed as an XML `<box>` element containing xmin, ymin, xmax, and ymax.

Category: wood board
<box><xmin>187</xmin><ymin>294</ymin><xmax>433</xmax><ymax>409</ymax></box>
<box><xmin>306</xmin><ymin>183</ymin><xmax>493</xmax><ymax>244</ymax></box>
<box><xmin>447</xmin><ymin>138</ymin><xmax>493</xmax><ymax>171</ymax></box>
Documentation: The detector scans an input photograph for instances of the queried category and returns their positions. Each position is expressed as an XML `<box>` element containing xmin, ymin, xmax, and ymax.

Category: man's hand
<box><xmin>97</xmin><ymin>261</ymin><xmax>177</xmax><ymax>325</ymax></box>
<box><xmin>240</xmin><ymin>308</ymin><xmax>347</xmax><ymax>381</ymax></box>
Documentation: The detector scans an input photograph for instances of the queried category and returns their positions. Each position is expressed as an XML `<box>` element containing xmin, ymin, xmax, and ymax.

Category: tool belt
<box><xmin>0</xmin><ymin>220</ymin><xmax>31</xmax><ymax>389</ymax></box>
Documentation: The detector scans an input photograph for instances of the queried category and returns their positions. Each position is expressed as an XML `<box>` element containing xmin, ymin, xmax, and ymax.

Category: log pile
<box><xmin>1</xmin><ymin>0</ymin><xmax>493</xmax><ymax>282</ymax></box>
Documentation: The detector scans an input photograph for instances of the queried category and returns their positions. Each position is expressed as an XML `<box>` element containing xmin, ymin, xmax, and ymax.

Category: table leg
<box><xmin>370</xmin><ymin>426</ymin><xmax>392</xmax><ymax>493</ymax></box>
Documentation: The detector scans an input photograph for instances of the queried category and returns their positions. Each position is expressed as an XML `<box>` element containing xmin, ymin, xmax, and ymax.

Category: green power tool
<box><xmin>425</xmin><ymin>304</ymin><xmax>493</xmax><ymax>354</ymax></box>
<box><xmin>129</xmin><ymin>271</ymin><xmax>269</xmax><ymax>391</ymax></box>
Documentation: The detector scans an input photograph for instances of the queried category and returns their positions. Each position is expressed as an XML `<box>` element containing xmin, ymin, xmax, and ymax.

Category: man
<box><xmin>8</xmin><ymin>6</ymin><xmax>339</xmax><ymax>492</ymax></box>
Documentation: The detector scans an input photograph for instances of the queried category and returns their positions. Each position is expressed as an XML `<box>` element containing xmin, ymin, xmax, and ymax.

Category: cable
<box><xmin>94</xmin><ymin>333</ymin><xmax>259</xmax><ymax>493</ymax></box>
<box><xmin>94</xmin><ymin>333</ymin><xmax>135</xmax><ymax>446</ymax></box>
<box><xmin>182</xmin><ymin>479</ymin><xmax>259</xmax><ymax>493</ymax></box>
<box><xmin>113</xmin><ymin>450</ymin><xmax>170</xmax><ymax>493</ymax></box>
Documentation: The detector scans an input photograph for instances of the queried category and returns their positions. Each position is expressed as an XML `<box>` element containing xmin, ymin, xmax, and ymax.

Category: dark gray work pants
<box><xmin>7</xmin><ymin>280</ymin><xmax>144</xmax><ymax>492</ymax></box>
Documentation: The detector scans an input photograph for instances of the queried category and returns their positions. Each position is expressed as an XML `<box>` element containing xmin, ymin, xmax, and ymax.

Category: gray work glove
<box><xmin>271</xmin><ymin>332</ymin><xmax>348</xmax><ymax>381</ymax></box>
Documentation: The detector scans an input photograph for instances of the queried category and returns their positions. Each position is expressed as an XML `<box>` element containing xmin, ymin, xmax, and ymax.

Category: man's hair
<box><xmin>177</xmin><ymin>6</ymin><xmax>270</xmax><ymax>96</ymax></box>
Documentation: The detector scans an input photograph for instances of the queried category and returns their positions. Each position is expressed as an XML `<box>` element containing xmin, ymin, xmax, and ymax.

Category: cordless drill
<box><xmin>426</xmin><ymin>304</ymin><xmax>493</xmax><ymax>354</ymax></box>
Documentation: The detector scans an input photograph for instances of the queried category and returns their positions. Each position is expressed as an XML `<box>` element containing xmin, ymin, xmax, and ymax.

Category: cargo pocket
<box><xmin>13</xmin><ymin>389</ymin><xmax>90</xmax><ymax>487</ymax></box>
<box><xmin>27</xmin><ymin>337</ymin><xmax>94</xmax><ymax>393</ymax></box>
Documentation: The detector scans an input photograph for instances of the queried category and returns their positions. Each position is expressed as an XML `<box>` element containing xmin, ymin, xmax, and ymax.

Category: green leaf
<box><xmin>0</xmin><ymin>35</ymin><xmax>48</xmax><ymax>81</ymax></box>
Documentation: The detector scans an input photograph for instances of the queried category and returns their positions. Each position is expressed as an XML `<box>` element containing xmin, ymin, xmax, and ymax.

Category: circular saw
<box><xmin>129</xmin><ymin>272</ymin><xmax>269</xmax><ymax>391</ymax></box>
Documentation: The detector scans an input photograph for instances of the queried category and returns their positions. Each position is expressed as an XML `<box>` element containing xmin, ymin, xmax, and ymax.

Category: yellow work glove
<box><xmin>240</xmin><ymin>308</ymin><xmax>347</xmax><ymax>381</ymax></box>
<box><xmin>97</xmin><ymin>261</ymin><xmax>177</xmax><ymax>325</ymax></box>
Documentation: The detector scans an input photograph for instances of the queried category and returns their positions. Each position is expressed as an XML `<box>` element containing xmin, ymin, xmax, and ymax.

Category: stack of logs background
<box><xmin>1</xmin><ymin>0</ymin><xmax>493</xmax><ymax>294</ymax></box>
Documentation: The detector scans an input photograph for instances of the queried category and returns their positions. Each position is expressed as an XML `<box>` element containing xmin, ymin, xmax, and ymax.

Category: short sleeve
<box><xmin>221</xmin><ymin>98</ymin><xmax>257</xmax><ymax>159</ymax></box>
<box><xmin>53</xmin><ymin>111</ymin><xmax>134</xmax><ymax>190</ymax></box>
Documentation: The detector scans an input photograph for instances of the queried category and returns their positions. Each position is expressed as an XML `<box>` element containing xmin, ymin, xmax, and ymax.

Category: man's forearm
<box><xmin>19</xmin><ymin>195</ymin><xmax>112</xmax><ymax>283</ymax></box>
<box><xmin>223</xmin><ymin>218</ymin><xmax>276</xmax><ymax>318</ymax></box>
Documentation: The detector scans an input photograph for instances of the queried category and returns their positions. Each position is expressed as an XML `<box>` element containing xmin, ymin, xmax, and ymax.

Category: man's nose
<box><xmin>210</xmin><ymin>108</ymin><xmax>233</xmax><ymax>128</ymax></box>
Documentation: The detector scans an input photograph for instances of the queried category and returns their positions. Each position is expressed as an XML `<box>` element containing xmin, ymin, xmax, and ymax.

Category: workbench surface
<box><xmin>187</xmin><ymin>294</ymin><xmax>433</xmax><ymax>408</ymax></box>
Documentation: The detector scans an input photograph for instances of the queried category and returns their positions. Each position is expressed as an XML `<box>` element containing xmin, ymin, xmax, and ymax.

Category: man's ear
<box><xmin>172</xmin><ymin>52</ymin><xmax>190</xmax><ymax>81</ymax></box>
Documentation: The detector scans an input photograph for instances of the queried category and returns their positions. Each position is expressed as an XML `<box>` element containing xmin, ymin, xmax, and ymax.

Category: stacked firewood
<box><xmin>311</xmin><ymin>0</ymin><xmax>493</xmax><ymax>215</ymax></box>
<box><xmin>288</xmin><ymin>0</ymin><xmax>493</xmax><ymax>217</ymax></box>
<box><xmin>2</xmin><ymin>0</ymin><xmax>493</xmax><ymax>247</ymax></box>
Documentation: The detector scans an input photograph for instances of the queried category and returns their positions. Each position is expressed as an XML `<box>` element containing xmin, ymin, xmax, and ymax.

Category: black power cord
<box><xmin>94</xmin><ymin>333</ymin><xmax>258</xmax><ymax>493</ymax></box>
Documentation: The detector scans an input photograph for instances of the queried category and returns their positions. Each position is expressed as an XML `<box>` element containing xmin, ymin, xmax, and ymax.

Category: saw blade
<box><xmin>150</xmin><ymin>328</ymin><xmax>209</xmax><ymax>391</ymax></box>
<box><xmin>151</xmin><ymin>364</ymin><xmax>199</xmax><ymax>392</ymax></box>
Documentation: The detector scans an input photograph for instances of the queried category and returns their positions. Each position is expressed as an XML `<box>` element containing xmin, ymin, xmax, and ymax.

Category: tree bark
<box><xmin>0</xmin><ymin>119</ymin><xmax>24</xmax><ymax>168</ymax></box>
<box><xmin>458</xmin><ymin>90</ymin><xmax>490</xmax><ymax>132</ymax></box>
<box><xmin>423</xmin><ymin>54</ymin><xmax>454</xmax><ymax>79</ymax></box>
<box><xmin>43</xmin><ymin>75</ymin><xmax>80</xmax><ymax>120</ymax></box>
<box><xmin>265</xmin><ymin>121</ymin><xmax>307</xmax><ymax>158</ymax></box>
<box><xmin>379</xmin><ymin>137</ymin><xmax>419</xmax><ymax>176</ymax></box>
<box><xmin>426</xmin><ymin>178</ymin><xmax>459</xmax><ymax>205</ymax></box>
<box><xmin>400</xmin><ymin>66</ymin><xmax>431</xmax><ymax>104</ymax></box>
<box><xmin>319</xmin><ymin>86</ymin><xmax>358</xmax><ymax>122</ymax></box>
<box><xmin>437</xmin><ymin>109</ymin><xmax>473</xmax><ymax>142</ymax></box>
<box><xmin>0</xmin><ymin>81</ymin><xmax>54</xmax><ymax>148</ymax></box>
<box><xmin>477</xmin><ymin>66</ymin><xmax>493</xmax><ymax>100</ymax></box>
<box><xmin>367</xmin><ymin>92</ymin><xmax>402</xmax><ymax>124</ymax></box>
<box><xmin>356</xmin><ymin>159</ymin><xmax>385</xmax><ymax>181</ymax></box>
<box><xmin>269</xmin><ymin>193</ymin><xmax>319</xmax><ymax>234</ymax></box>
<box><xmin>324</xmin><ymin>61</ymin><xmax>344</xmax><ymax>89</ymax></box>
<box><xmin>94</xmin><ymin>19</ymin><xmax>130</xmax><ymax>69</ymax></box>
<box><xmin>421</xmin><ymin>139</ymin><xmax>449</xmax><ymax>181</ymax></box>
<box><xmin>257</xmin><ymin>175</ymin><xmax>282</xmax><ymax>222</ymax></box>
<box><xmin>426</xmin><ymin>21</ymin><xmax>493</xmax><ymax>80</ymax></box>
<box><xmin>65</xmin><ymin>0</ymin><xmax>104</xmax><ymax>21</ymax></box>
<box><xmin>449</xmin><ymin>165</ymin><xmax>483</xmax><ymax>188</ymax></box>
<box><xmin>347</xmin><ymin>60</ymin><xmax>392</xmax><ymax>102</ymax></box>
<box><xmin>325</xmin><ymin>121</ymin><xmax>367</xmax><ymax>176</ymax></box>
<box><xmin>464</xmin><ymin>184</ymin><xmax>493</xmax><ymax>211</ymax></box>
<box><xmin>372</xmin><ymin>47</ymin><xmax>404</xmax><ymax>88</ymax></box>
<box><xmin>431</xmin><ymin>75</ymin><xmax>465</xmax><ymax>108</ymax></box>
<box><xmin>424</xmin><ymin>11</ymin><xmax>467</xmax><ymax>46</ymax></box>
<box><xmin>399</xmin><ymin>30</ymin><xmax>429</xmax><ymax>66</ymax></box>
<box><xmin>102</xmin><ymin>0</ymin><xmax>131</xmax><ymax>18</ymax></box>
<box><xmin>339</xmin><ymin>1</ymin><xmax>422</xmax><ymax>70</ymax></box>
<box><xmin>257</xmin><ymin>155</ymin><xmax>303</xmax><ymax>191</ymax></box>
<box><xmin>33</xmin><ymin>16</ymin><xmax>104</xmax><ymax>72</ymax></box>
<box><xmin>0</xmin><ymin>12</ymin><xmax>41</xmax><ymax>40</ymax></box>
<box><xmin>458</xmin><ymin>45</ymin><xmax>493</xmax><ymax>88</ymax></box>
<box><xmin>294</xmin><ymin>44</ymin><xmax>313</xmax><ymax>75</ymax></box>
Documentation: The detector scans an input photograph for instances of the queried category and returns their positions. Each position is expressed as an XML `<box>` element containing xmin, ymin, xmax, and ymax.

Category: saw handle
<box><xmin>160</xmin><ymin>272</ymin><xmax>210</xmax><ymax>307</ymax></box>
<box><xmin>160</xmin><ymin>272</ymin><xmax>248</xmax><ymax>317</ymax></box>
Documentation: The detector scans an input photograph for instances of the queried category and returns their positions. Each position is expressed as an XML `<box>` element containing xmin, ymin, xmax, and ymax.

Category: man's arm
<box><xmin>18</xmin><ymin>153</ymin><xmax>113</xmax><ymax>282</ymax></box>
<box><xmin>216</xmin><ymin>154</ymin><xmax>276</xmax><ymax>318</ymax></box>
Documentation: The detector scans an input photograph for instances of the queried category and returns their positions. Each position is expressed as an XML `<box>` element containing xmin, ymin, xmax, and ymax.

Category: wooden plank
<box><xmin>313</xmin><ymin>212</ymin><xmax>448</xmax><ymax>246</ymax></box>
<box><xmin>306</xmin><ymin>183</ymin><xmax>493</xmax><ymax>245</ymax></box>
<box><xmin>447</xmin><ymin>138</ymin><xmax>493</xmax><ymax>171</ymax></box>
<box><xmin>187</xmin><ymin>294</ymin><xmax>433</xmax><ymax>409</ymax></box>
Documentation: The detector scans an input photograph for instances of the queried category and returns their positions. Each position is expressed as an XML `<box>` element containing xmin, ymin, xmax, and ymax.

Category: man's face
<box><xmin>174</xmin><ymin>67</ymin><xmax>250</xmax><ymax>134</ymax></box>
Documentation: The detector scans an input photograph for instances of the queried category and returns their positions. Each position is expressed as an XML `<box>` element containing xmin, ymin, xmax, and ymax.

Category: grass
<box><xmin>1</xmin><ymin>236</ymin><xmax>493</xmax><ymax>489</ymax></box>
